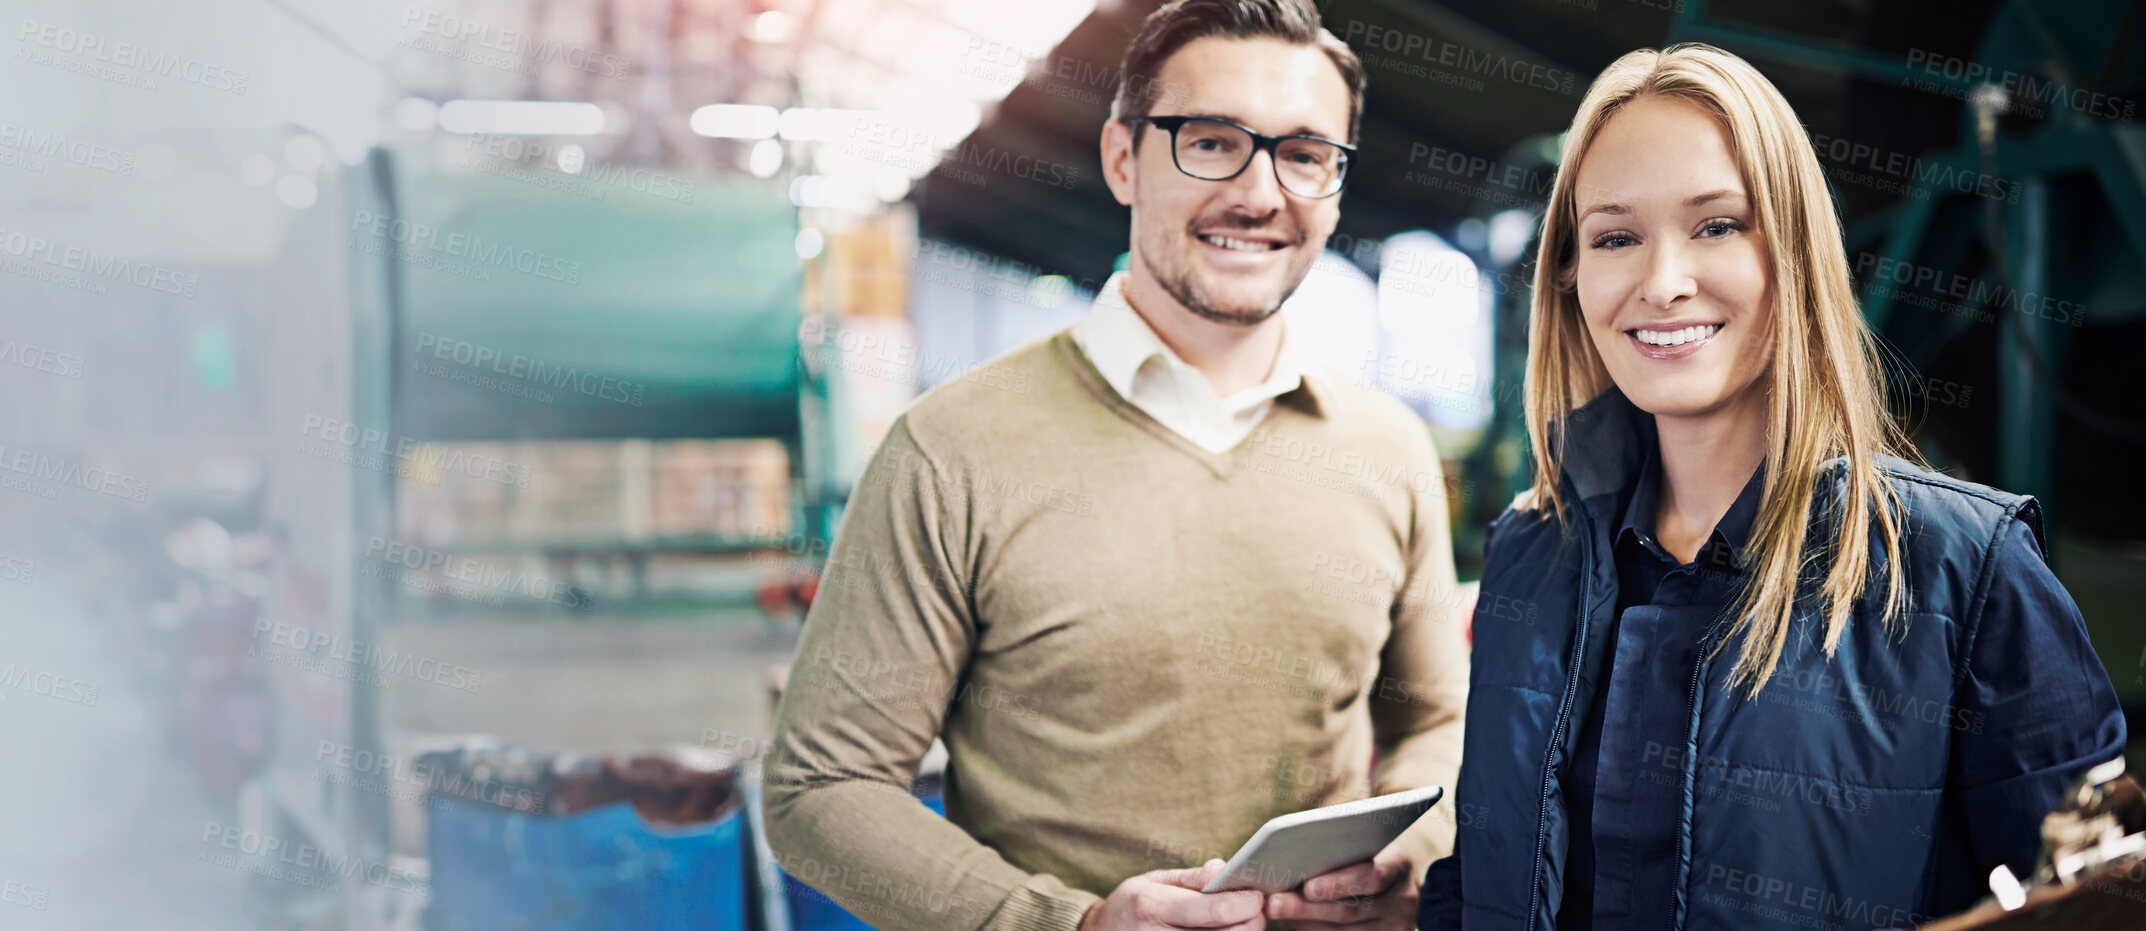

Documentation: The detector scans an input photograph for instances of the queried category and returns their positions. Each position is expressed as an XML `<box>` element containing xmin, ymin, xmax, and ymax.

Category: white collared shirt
<box><xmin>1071</xmin><ymin>271</ymin><xmax>1320</xmax><ymax>453</ymax></box>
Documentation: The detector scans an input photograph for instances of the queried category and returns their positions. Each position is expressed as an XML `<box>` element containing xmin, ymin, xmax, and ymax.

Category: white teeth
<box><xmin>1202</xmin><ymin>235</ymin><xmax>1274</xmax><ymax>253</ymax></box>
<box><xmin>1634</xmin><ymin>324</ymin><xmax>1722</xmax><ymax>347</ymax></box>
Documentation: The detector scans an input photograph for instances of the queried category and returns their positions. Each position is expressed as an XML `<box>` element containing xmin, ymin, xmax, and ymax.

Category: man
<box><xmin>763</xmin><ymin>3</ymin><xmax>1468</xmax><ymax>931</ymax></box>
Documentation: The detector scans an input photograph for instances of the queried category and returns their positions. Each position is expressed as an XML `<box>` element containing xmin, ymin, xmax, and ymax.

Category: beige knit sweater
<box><xmin>763</xmin><ymin>329</ymin><xmax>1470</xmax><ymax>931</ymax></box>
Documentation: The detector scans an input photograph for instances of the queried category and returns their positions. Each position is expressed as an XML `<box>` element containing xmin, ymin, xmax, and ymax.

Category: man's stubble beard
<box><xmin>1140</xmin><ymin>223</ymin><xmax>1320</xmax><ymax>327</ymax></box>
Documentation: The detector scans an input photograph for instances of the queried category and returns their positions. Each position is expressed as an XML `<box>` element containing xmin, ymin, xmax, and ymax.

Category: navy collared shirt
<box><xmin>1557</xmin><ymin>424</ymin><xmax>1765</xmax><ymax>931</ymax></box>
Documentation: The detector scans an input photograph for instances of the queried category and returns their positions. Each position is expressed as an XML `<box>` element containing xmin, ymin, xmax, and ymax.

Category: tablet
<box><xmin>1200</xmin><ymin>785</ymin><xmax>1445</xmax><ymax>894</ymax></box>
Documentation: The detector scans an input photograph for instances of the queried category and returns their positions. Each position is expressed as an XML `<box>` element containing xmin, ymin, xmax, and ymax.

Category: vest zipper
<box><xmin>1669</xmin><ymin>600</ymin><xmax>1740</xmax><ymax>931</ymax></box>
<box><xmin>1527</xmin><ymin>501</ymin><xmax>1594</xmax><ymax>931</ymax></box>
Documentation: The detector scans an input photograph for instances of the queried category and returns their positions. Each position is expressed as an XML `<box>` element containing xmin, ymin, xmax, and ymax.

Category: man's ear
<box><xmin>1100</xmin><ymin>119</ymin><xmax>1137</xmax><ymax>207</ymax></box>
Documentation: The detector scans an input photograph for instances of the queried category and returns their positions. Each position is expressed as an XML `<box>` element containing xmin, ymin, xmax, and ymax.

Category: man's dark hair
<box><xmin>1110</xmin><ymin>0</ymin><xmax>1366</xmax><ymax>146</ymax></box>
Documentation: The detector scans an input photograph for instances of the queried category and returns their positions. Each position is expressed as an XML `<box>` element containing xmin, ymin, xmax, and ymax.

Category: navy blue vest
<box><xmin>1419</xmin><ymin>388</ymin><xmax>2125</xmax><ymax>931</ymax></box>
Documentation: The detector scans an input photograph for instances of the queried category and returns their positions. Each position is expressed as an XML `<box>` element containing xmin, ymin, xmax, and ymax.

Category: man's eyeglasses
<box><xmin>1123</xmin><ymin>115</ymin><xmax>1355</xmax><ymax>199</ymax></box>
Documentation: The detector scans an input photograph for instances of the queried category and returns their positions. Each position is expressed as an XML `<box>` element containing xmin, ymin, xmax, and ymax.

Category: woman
<box><xmin>1418</xmin><ymin>44</ymin><xmax>2125</xmax><ymax>931</ymax></box>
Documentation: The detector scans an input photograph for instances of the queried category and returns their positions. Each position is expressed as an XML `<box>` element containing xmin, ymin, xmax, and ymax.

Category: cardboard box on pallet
<box><xmin>650</xmin><ymin>440</ymin><xmax>791</xmax><ymax>540</ymax></box>
<box><xmin>508</xmin><ymin>440</ymin><xmax>631</xmax><ymax>543</ymax></box>
<box><xmin>394</xmin><ymin>439</ymin><xmax>792</xmax><ymax>548</ymax></box>
<box><xmin>395</xmin><ymin>441</ymin><xmax>521</xmax><ymax>545</ymax></box>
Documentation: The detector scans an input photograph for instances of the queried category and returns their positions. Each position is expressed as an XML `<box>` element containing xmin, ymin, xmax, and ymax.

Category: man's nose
<box><xmin>1217</xmin><ymin>147</ymin><xmax>1289</xmax><ymax>215</ymax></box>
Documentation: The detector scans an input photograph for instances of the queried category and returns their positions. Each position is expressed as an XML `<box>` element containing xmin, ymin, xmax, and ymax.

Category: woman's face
<box><xmin>1571</xmin><ymin>96</ymin><xmax>1774</xmax><ymax>421</ymax></box>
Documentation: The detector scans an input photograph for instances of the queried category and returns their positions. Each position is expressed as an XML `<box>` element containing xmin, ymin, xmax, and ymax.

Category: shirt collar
<box><xmin>1074</xmin><ymin>270</ymin><xmax>1337</xmax><ymax>416</ymax></box>
<box><xmin>1616</xmin><ymin>412</ymin><xmax>1766</xmax><ymax>566</ymax></box>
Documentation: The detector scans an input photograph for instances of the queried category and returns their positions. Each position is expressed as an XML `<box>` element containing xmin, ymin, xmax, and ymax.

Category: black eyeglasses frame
<box><xmin>1123</xmin><ymin>114</ymin><xmax>1356</xmax><ymax>199</ymax></box>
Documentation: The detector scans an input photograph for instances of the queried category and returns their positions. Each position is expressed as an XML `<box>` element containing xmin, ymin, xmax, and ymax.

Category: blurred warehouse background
<box><xmin>0</xmin><ymin>0</ymin><xmax>2142</xmax><ymax>927</ymax></box>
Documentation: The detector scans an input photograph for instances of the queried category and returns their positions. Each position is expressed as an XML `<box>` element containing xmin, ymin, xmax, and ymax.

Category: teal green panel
<box><xmin>377</xmin><ymin>154</ymin><xmax>803</xmax><ymax>441</ymax></box>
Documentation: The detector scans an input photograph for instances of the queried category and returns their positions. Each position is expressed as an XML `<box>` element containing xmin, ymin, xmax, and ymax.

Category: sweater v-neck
<box><xmin>1049</xmin><ymin>329</ymin><xmax>1324</xmax><ymax>480</ymax></box>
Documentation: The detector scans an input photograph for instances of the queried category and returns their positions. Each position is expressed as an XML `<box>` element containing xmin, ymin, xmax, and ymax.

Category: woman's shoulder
<box><xmin>1832</xmin><ymin>456</ymin><xmax>2052</xmax><ymax>616</ymax></box>
<box><xmin>1865</xmin><ymin>455</ymin><xmax>2042</xmax><ymax>548</ymax></box>
<box><xmin>1482</xmin><ymin>489</ymin><xmax>1574</xmax><ymax>560</ymax></box>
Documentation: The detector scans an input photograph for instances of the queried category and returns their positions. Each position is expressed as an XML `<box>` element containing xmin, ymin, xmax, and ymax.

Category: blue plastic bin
<box><xmin>781</xmin><ymin>789</ymin><xmax>944</xmax><ymax>931</ymax></box>
<box><xmin>426</xmin><ymin>798</ymin><xmax>748</xmax><ymax>931</ymax></box>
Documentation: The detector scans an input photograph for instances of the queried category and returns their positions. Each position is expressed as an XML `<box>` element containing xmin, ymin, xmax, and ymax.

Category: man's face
<box><xmin>1102</xmin><ymin>36</ymin><xmax>1351</xmax><ymax>325</ymax></box>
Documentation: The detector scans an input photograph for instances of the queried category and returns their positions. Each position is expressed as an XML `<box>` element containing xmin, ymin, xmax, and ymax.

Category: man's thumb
<box><xmin>1154</xmin><ymin>858</ymin><xmax>1227</xmax><ymax>890</ymax></box>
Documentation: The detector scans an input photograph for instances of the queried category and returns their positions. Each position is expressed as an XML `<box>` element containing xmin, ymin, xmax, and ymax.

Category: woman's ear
<box><xmin>1100</xmin><ymin>120</ymin><xmax>1137</xmax><ymax>208</ymax></box>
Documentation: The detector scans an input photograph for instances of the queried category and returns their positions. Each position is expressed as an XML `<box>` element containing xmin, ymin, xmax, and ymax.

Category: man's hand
<box><xmin>1080</xmin><ymin>859</ymin><xmax>1266</xmax><ymax>931</ymax></box>
<box><xmin>1263</xmin><ymin>843</ymin><xmax>1416</xmax><ymax>931</ymax></box>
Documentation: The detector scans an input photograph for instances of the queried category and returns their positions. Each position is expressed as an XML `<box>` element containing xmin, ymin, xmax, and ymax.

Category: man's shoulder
<box><xmin>896</xmin><ymin>329</ymin><xmax>1083</xmax><ymax>452</ymax></box>
<box><xmin>1308</xmin><ymin>369</ymin><xmax>1443</xmax><ymax>461</ymax></box>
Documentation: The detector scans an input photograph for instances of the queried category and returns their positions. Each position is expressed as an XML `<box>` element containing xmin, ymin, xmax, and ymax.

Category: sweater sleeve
<box><xmin>1368</xmin><ymin>447</ymin><xmax>1470</xmax><ymax>882</ymax></box>
<box><xmin>762</xmin><ymin>417</ymin><xmax>1104</xmax><ymax>931</ymax></box>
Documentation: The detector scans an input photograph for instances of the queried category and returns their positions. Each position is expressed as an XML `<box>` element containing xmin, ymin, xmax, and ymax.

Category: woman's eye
<box><xmin>1590</xmin><ymin>233</ymin><xmax>1635</xmax><ymax>250</ymax></box>
<box><xmin>1698</xmin><ymin>218</ymin><xmax>1746</xmax><ymax>238</ymax></box>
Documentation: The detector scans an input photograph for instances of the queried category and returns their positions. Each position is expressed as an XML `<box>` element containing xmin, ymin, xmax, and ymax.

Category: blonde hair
<box><xmin>1522</xmin><ymin>43</ymin><xmax>1912</xmax><ymax>697</ymax></box>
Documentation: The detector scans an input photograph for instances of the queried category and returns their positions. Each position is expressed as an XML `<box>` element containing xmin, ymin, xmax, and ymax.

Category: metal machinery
<box><xmin>1674</xmin><ymin>0</ymin><xmax>2146</xmax><ymax>548</ymax></box>
<box><xmin>1450</xmin><ymin>0</ymin><xmax>2146</xmax><ymax>743</ymax></box>
<box><xmin>254</xmin><ymin>145</ymin><xmax>825</xmax><ymax>928</ymax></box>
